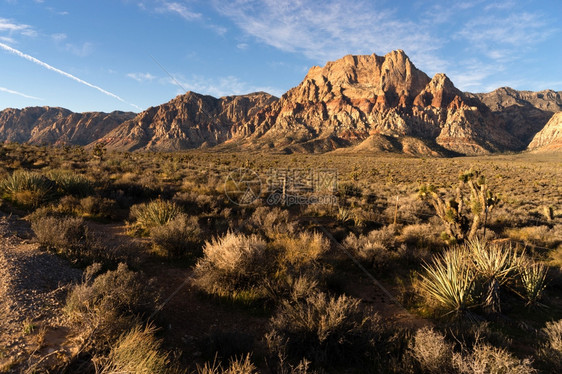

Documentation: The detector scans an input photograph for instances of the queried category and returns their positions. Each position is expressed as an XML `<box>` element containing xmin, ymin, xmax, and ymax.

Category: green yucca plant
<box><xmin>46</xmin><ymin>169</ymin><xmax>93</xmax><ymax>197</ymax></box>
<box><xmin>519</xmin><ymin>259</ymin><xmax>548</xmax><ymax>307</ymax></box>
<box><xmin>129</xmin><ymin>199</ymin><xmax>182</xmax><ymax>234</ymax></box>
<box><xmin>0</xmin><ymin>169</ymin><xmax>55</xmax><ymax>207</ymax></box>
<box><xmin>468</xmin><ymin>239</ymin><xmax>518</xmax><ymax>313</ymax></box>
<box><xmin>420</xmin><ymin>247</ymin><xmax>475</xmax><ymax>317</ymax></box>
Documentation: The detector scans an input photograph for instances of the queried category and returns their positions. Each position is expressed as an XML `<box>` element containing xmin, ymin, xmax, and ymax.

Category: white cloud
<box><xmin>157</xmin><ymin>1</ymin><xmax>201</xmax><ymax>21</ymax></box>
<box><xmin>0</xmin><ymin>86</ymin><xmax>43</xmax><ymax>100</ymax></box>
<box><xmin>0</xmin><ymin>42</ymin><xmax>140</xmax><ymax>110</ymax></box>
<box><xmin>0</xmin><ymin>17</ymin><xmax>37</xmax><ymax>39</ymax></box>
<box><xmin>127</xmin><ymin>72</ymin><xmax>157</xmax><ymax>82</ymax></box>
<box><xmin>161</xmin><ymin>73</ymin><xmax>283</xmax><ymax>98</ymax></box>
<box><xmin>211</xmin><ymin>0</ymin><xmax>448</xmax><ymax>75</ymax></box>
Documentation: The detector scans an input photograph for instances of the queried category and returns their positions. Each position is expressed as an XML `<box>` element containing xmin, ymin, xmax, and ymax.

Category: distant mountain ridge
<box><xmin>1</xmin><ymin>50</ymin><xmax>561</xmax><ymax>154</ymax></box>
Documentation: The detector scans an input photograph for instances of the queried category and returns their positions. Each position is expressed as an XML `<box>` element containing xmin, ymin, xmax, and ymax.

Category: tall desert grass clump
<box><xmin>95</xmin><ymin>324</ymin><xmax>170</xmax><ymax>374</ymax></box>
<box><xmin>129</xmin><ymin>198</ymin><xmax>182</xmax><ymax>234</ymax></box>
<box><xmin>193</xmin><ymin>232</ymin><xmax>270</xmax><ymax>300</ymax></box>
<box><xmin>0</xmin><ymin>169</ymin><xmax>55</xmax><ymax>207</ymax></box>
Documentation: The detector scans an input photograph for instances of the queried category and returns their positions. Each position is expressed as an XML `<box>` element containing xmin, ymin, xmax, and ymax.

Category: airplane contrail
<box><xmin>0</xmin><ymin>42</ymin><xmax>141</xmax><ymax>110</ymax></box>
<box><xmin>0</xmin><ymin>86</ymin><xmax>43</xmax><ymax>100</ymax></box>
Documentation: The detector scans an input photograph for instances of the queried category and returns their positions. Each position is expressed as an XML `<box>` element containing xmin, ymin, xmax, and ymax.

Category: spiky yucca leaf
<box><xmin>519</xmin><ymin>259</ymin><xmax>548</xmax><ymax>306</ymax></box>
<box><xmin>468</xmin><ymin>238</ymin><xmax>518</xmax><ymax>313</ymax></box>
<box><xmin>420</xmin><ymin>248</ymin><xmax>475</xmax><ymax>316</ymax></box>
<box><xmin>129</xmin><ymin>199</ymin><xmax>182</xmax><ymax>234</ymax></box>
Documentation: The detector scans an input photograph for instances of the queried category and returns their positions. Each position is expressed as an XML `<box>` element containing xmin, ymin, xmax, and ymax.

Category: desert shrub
<box><xmin>96</xmin><ymin>324</ymin><xmax>170</xmax><ymax>374</ymax></box>
<box><xmin>79</xmin><ymin>196</ymin><xmax>118</xmax><ymax>219</ymax></box>
<box><xmin>65</xmin><ymin>263</ymin><xmax>156</xmax><ymax>351</ymax></box>
<box><xmin>410</xmin><ymin>327</ymin><xmax>453</xmax><ymax>373</ymax></box>
<box><xmin>506</xmin><ymin>225</ymin><xmax>561</xmax><ymax>249</ymax></box>
<box><xmin>151</xmin><ymin>213</ymin><xmax>201</xmax><ymax>258</ymax></box>
<box><xmin>452</xmin><ymin>343</ymin><xmax>536</xmax><ymax>374</ymax></box>
<box><xmin>266</xmin><ymin>291</ymin><xmax>386</xmax><ymax>369</ymax></box>
<box><xmin>400</xmin><ymin>223</ymin><xmax>442</xmax><ymax>249</ymax></box>
<box><xmin>193</xmin><ymin>232</ymin><xmax>270</xmax><ymax>300</ymax></box>
<box><xmin>539</xmin><ymin>320</ymin><xmax>562</xmax><ymax>370</ymax></box>
<box><xmin>0</xmin><ymin>169</ymin><xmax>55</xmax><ymax>208</ymax></box>
<box><xmin>129</xmin><ymin>199</ymin><xmax>182</xmax><ymax>234</ymax></box>
<box><xmin>249</xmin><ymin>206</ymin><xmax>296</xmax><ymax>237</ymax></box>
<box><xmin>344</xmin><ymin>226</ymin><xmax>398</xmax><ymax>270</ymax></box>
<box><xmin>31</xmin><ymin>215</ymin><xmax>96</xmax><ymax>261</ymax></box>
<box><xmin>46</xmin><ymin>169</ymin><xmax>93</xmax><ymax>197</ymax></box>
<box><xmin>267</xmin><ymin>232</ymin><xmax>330</xmax><ymax>301</ymax></box>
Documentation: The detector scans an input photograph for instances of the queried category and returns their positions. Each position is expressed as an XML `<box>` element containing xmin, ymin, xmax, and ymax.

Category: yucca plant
<box><xmin>468</xmin><ymin>239</ymin><xmax>518</xmax><ymax>313</ymax></box>
<box><xmin>519</xmin><ymin>259</ymin><xmax>548</xmax><ymax>307</ymax></box>
<box><xmin>129</xmin><ymin>199</ymin><xmax>182</xmax><ymax>234</ymax></box>
<box><xmin>0</xmin><ymin>169</ymin><xmax>55</xmax><ymax>207</ymax></box>
<box><xmin>420</xmin><ymin>247</ymin><xmax>475</xmax><ymax>317</ymax></box>
<box><xmin>47</xmin><ymin>169</ymin><xmax>93</xmax><ymax>197</ymax></box>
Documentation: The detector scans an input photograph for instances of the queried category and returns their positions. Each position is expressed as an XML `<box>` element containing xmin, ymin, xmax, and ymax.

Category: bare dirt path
<box><xmin>0</xmin><ymin>213</ymin><xmax>81</xmax><ymax>372</ymax></box>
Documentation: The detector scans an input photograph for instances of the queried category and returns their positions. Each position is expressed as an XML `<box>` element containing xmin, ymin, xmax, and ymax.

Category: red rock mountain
<box><xmin>2</xmin><ymin>50</ymin><xmax>561</xmax><ymax>155</ymax></box>
<box><xmin>229</xmin><ymin>50</ymin><xmax>522</xmax><ymax>155</ymax></box>
<box><xmin>100</xmin><ymin>91</ymin><xmax>277</xmax><ymax>151</ymax></box>
<box><xmin>0</xmin><ymin>107</ymin><xmax>134</xmax><ymax>146</ymax></box>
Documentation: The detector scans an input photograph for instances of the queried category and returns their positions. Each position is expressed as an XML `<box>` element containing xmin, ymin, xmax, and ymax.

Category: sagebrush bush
<box><xmin>0</xmin><ymin>169</ymin><xmax>55</xmax><ymax>207</ymax></box>
<box><xmin>80</xmin><ymin>196</ymin><xmax>118</xmax><ymax>219</ymax></box>
<box><xmin>249</xmin><ymin>206</ymin><xmax>296</xmax><ymax>237</ymax></box>
<box><xmin>151</xmin><ymin>213</ymin><xmax>201</xmax><ymax>258</ymax></box>
<box><xmin>193</xmin><ymin>232</ymin><xmax>270</xmax><ymax>300</ymax></box>
<box><xmin>344</xmin><ymin>226</ymin><xmax>398</xmax><ymax>270</ymax></box>
<box><xmin>453</xmin><ymin>343</ymin><xmax>536</xmax><ymax>374</ymax></box>
<box><xmin>266</xmin><ymin>291</ymin><xmax>384</xmax><ymax>368</ymax></box>
<box><xmin>130</xmin><ymin>199</ymin><xmax>182</xmax><ymax>234</ymax></box>
<box><xmin>32</xmin><ymin>215</ymin><xmax>91</xmax><ymax>259</ymax></box>
<box><xmin>65</xmin><ymin>263</ymin><xmax>156</xmax><ymax>351</ymax></box>
<box><xmin>410</xmin><ymin>327</ymin><xmax>453</xmax><ymax>373</ymax></box>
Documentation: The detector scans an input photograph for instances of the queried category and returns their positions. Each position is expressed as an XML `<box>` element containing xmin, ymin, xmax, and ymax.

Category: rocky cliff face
<box><xmin>0</xmin><ymin>107</ymin><xmax>134</xmax><ymax>146</ymax></box>
<box><xmin>1</xmin><ymin>50</ymin><xmax>560</xmax><ymax>155</ymax></box>
<box><xmin>469</xmin><ymin>87</ymin><xmax>562</xmax><ymax>145</ymax></box>
<box><xmin>528</xmin><ymin>112</ymin><xmax>562</xmax><ymax>151</ymax></box>
<box><xmin>232</xmin><ymin>50</ymin><xmax>521</xmax><ymax>155</ymax></box>
<box><xmin>99</xmin><ymin>91</ymin><xmax>277</xmax><ymax>151</ymax></box>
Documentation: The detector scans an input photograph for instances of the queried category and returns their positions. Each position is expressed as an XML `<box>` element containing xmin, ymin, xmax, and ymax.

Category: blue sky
<box><xmin>0</xmin><ymin>0</ymin><xmax>561</xmax><ymax>113</ymax></box>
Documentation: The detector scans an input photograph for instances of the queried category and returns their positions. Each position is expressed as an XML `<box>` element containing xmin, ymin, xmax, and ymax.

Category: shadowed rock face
<box><xmin>469</xmin><ymin>87</ymin><xmax>562</xmax><ymax>146</ymax></box>
<box><xmin>0</xmin><ymin>107</ymin><xmax>134</xmax><ymax>146</ymax></box>
<box><xmin>1</xmin><ymin>50</ymin><xmax>561</xmax><ymax>155</ymax></box>
<box><xmin>528</xmin><ymin>112</ymin><xmax>562</xmax><ymax>151</ymax></box>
